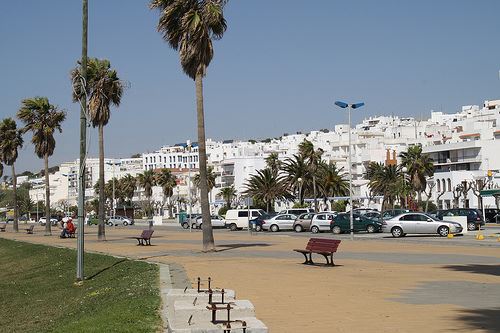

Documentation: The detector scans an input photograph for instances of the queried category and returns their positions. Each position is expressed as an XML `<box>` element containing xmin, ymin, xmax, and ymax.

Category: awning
<box><xmin>480</xmin><ymin>189</ymin><xmax>500</xmax><ymax>197</ymax></box>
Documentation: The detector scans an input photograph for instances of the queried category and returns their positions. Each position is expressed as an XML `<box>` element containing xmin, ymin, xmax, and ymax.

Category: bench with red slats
<box><xmin>293</xmin><ymin>238</ymin><xmax>341</xmax><ymax>266</ymax></box>
<box><xmin>135</xmin><ymin>229</ymin><xmax>154</xmax><ymax>246</ymax></box>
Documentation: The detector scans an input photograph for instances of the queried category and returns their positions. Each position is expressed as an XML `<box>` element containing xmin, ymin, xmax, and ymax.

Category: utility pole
<box><xmin>76</xmin><ymin>0</ymin><xmax>88</xmax><ymax>282</ymax></box>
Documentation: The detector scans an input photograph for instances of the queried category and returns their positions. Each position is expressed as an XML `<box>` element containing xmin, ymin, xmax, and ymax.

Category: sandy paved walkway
<box><xmin>1</xmin><ymin>224</ymin><xmax>499</xmax><ymax>333</ymax></box>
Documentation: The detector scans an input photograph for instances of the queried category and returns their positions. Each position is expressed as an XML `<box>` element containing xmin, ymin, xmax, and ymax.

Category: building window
<box><xmin>447</xmin><ymin>179</ymin><xmax>452</xmax><ymax>192</ymax></box>
<box><xmin>437</xmin><ymin>180</ymin><xmax>441</xmax><ymax>193</ymax></box>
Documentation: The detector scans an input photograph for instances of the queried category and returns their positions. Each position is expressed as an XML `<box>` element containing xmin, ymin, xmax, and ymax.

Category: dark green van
<box><xmin>331</xmin><ymin>213</ymin><xmax>383</xmax><ymax>234</ymax></box>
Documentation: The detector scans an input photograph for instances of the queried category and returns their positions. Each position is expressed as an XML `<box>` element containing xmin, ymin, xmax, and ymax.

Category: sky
<box><xmin>1</xmin><ymin>0</ymin><xmax>500</xmax><ymax>174</ymax></box>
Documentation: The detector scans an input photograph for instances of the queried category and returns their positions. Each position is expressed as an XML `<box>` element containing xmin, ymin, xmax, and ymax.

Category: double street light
<box><xmin>334</xmin><ymin>101</ymin><xmax>365</xmax><ymax>241</ymax></box>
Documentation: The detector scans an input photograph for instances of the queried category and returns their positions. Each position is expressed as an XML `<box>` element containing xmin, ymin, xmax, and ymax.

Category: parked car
<box><xmin>484</xmin><ymin>208</ymin><xmax>500</xmax><ymax>223</ymax></box>
<box><xmin>262</xmin><ymin>214</ymin><xmax>298</xmax><ymax>232</ymax></box>
<box><xmin>292</xmin><ymin>213</ymin><xmax>316</xmax><ymax>232</ymax></box>
<box><xmin>435</xmin><ymin>208</ymin><xmax>485</xmax><ymax>231</ymax></box>
<box><xmin>225</xmin><ymin>209</ymin><xmax>266</xmax><ymax>231</ymax></box>
<box><xmin>278</xmin><ymin>208</ymin><xmax>314</xmax><ymax>216</ymax></box>
<box><xmin>181</xmin><ymin>213</ymin><xmax>201</xmax><ymax>229</ymax></box>
<box><xmin>353</xmin><ymin>208</ymin><xmax>379</xmax><ymax>216</ymax></box>
<box><xmin>248</xmin><ymin>214</ymin><xmax>276</xmax><ymax>232</ymax></box>
<box><xmin>382</xmin><ymin>209</ymin><xmax>411</xmax><ymax>220</ymax></box>
<box><xmin>382</xmin><ymin>212</ymin><xmax>463</xmax><ymax>237</ymax></box>
<box><xmin>310</xmin><ymin>212</ymin><xmax>337</xmax><ymax>233</ymax></box>
<box><xmin>38</xmin><ymin>217</ymin><xmax>58</xmax><ymax>226</ymax></box>
<box><xmin>330</xmin><ymin>213</ymin><xmax>383</xmax><ymax>234</ymax></box>
<box><xmin>192</xmin><ymin>215</ymin><xmax>226</xmax><ymax>229</ymax></box>
<box><xmin>107</xmin><ymin>215</ymin><xmax>134</xmax><ymax>226</ymax></box>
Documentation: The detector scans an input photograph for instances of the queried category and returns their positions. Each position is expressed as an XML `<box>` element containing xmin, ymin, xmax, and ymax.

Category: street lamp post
<box><xmin>297</xmin><ymin>177</ymin><xmax>303</xmax><ymax>205</ymax></box>
<box><xmin>334</xmin><ymin>101</ymin><xmax>365</xmax><ymax>241</ymax></box>
<box><xmin>186</xmin><ymin>140</ymin><xmax>192</xmax><ymax>232</ymax></box>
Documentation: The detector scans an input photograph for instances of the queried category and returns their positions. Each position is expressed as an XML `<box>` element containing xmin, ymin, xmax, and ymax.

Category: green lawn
<box><xmin>0</xmin><ymin>238</ymin><xmax>161</xmax><ymax>333</ymax></box>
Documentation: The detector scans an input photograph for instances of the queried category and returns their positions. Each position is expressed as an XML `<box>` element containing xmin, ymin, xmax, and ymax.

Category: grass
<box><xmin>0</xmin><ymin>238</ymin><xmax>161</xmax><ymax>333</ymax></box>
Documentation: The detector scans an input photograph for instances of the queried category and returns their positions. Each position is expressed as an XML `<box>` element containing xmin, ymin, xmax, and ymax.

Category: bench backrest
<box><xmin>28</xmin><ymin>225</ymin><xmax>34</xmax><ymax>231</ymax></box>
<box><xmin>140</xmin><ymin>229</ymin><xmax>154</xmax><ymax>238</ymax></box>
<box><xmin>306</xmin><ymin>238</ymin><xmax>341</xmax><ymax>252</ymax></box>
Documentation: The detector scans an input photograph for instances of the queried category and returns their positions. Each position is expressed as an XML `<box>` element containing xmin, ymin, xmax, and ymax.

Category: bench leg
<box><xmin>330</xmin><ymin>253</ymin><xmax>335</xmax><ymax>267</ymax></box>
<box><xmin>320</xmin><ymin>253</ymin><xmax>330</xmax><ymax>266</ymax></box>
<box><xmin>146</xmin><ymin>238</ymin><xmax>151</xmax><ymax>246</ymax></box>
<box><xmin>299</xmin><ymin>252</ymin><xmax>309</xmax><ymax>264</ymax></box>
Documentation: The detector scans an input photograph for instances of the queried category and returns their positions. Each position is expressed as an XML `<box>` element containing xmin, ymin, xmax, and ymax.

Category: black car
<box><xmin>484</xmin><ymin>208</ymin><xmax>500</xmax><ymax>223</ymax></box>
<box><xmin>435</xmin><ymin>208</ymin><xmax>485</xmax><ymax>231</ymax></box>
<box><xmin>248</xmin><ymin>213</ymin><xmax>276</xmax><ymax>232</ymax></box>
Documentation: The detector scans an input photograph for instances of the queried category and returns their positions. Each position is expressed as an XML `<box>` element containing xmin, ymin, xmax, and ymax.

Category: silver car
<box><xmin>107</xmin><ymin>215</ymin><xmax>134</xmax><ymax>226</ymax></box>
<box><xmin>382</xmin><ymin>212</ymin><xmax>463</xmax><ymax>237</ymax></box>
<box><xmin>192</xmin><ymin>215</ymin><xmax>226</xmax><ymax>229</ymax></box>
<box><xmin>262</xmin><ymin>214</ymin><xmax>297</xmax><ymax>232</ymax></box>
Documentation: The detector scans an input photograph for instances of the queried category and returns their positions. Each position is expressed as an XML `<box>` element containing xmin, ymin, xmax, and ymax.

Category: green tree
<box><xmin>399</xmin><ymin>145</ymin><xmax>434</xmax><ymax>202</ymax></box>
<box><xmin>155</xmin><ymin>168</ymin><xmax>177</xmax><ymax>218</ymax></box>
<box><xmin>120</xmin><ymin>174</ymin><xmax>137</xmax><ymax>206</ymax></box>
<box><xmin>17</xmin><ymin>97</ymin><xmax>66</xmax><ymax>235</ymax></box>
<box><xmin>137</xmin><ymin>170</ymin><xmax>155</xmax><ymax>218</ymax></box>
<box><xmin>298</xmin><ymin>139</ymin><xmax>323</xmax><ymax>212</ymax></box>
<box><xmin>151</xmin><ymin>0</ymin><xmax>228</xmax><ymax>252</ymax></box>
<box><xmin>318</xmin><ymin>162</ymin><xmax>349</xmax><ymax>208</ymax></box>
<box><xmin>0</xmin><ymin>118</ymin><xmax>24</xmax><ymax>232</ymax></box>
<box><xmin>72</xmin><ymin>58</ymin><xmax>124</xmax><ymax>241</ymax></box>
<box><xmin>243</xmin><ymin>168</ymin><xmax>290</xmax><ymax>212</ymax></box>
<box><xmin>219</xmin><ymin>185</ymin><xmax>236</xmax><ymax>209</ymax></box>
<box><xmin>265</xmin><ymin>153</ymin><xmax>281</xmax><ymax>174</ymax></box>
<box><xmin>281</xmin><ymin>154</ymin><xmax>309</xmax><ymax>205</ymax></box>
<box><xmin>366</xmin><ymin>162</ymin><xmax>405</xmax><ymax>210</ymax></box>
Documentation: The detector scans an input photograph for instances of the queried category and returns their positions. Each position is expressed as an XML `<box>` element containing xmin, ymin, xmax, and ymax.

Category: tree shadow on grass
<box><xmin>453</xmin><ymin>308</ymin><xmax>500</xmax><ymax>332</ymax></box>
<box><xmin>216</xmin><ymin>243</ymin><xmax>272</xmax><ymax>252</ymax></box>
<box><xmin>442</xmin><ymin>264</ymin><xmax>500</xmax><ymax>277</ymax></box>
<box><xmin>85</xmin><ymin>259</ymin><xmax>128</xmax><ymax>280</ymax></box>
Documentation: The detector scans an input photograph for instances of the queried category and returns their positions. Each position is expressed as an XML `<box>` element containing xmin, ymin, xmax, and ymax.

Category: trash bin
<box><xmin>178</xmin><ymin>212</ymin><xmax>187</xmax><ymax>224</ymax></box>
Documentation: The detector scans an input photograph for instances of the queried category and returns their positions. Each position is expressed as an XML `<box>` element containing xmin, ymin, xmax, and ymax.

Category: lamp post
<box><xmin>186</xmin><ymin>140</ymin><xmax>192</xmax><ymax>232</ymax></box>
<box><xmin>334</xmin><ymin>101</ymin><xmax>364</xmax><ymax>241</ymax></box>
<box><xmin>105</xmin><ymin>160</ymin><xmax>121</xmax><ymax>219</ymax></box>
<box><xmin>297</xmin><ymin>177</ymin><xmax>303</xmax><ymax>206</ymax></box>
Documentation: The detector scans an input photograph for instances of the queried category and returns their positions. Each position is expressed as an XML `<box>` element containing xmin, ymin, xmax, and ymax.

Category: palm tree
<box><xmin>281</xmin><ymin>154</ymin><xmax>310</xmax><ymax>205</ymax></box>
<box><xmin>399</xmin><ymin>145</ymin><xmax>434</xmax><ymax>202</ymax></box>
<box><xmin>156</xmin><ymin>168</ymin><xmax>177</xmax><ymax>218</ymax></box>
<box><xmin>151</xmin><ymin>0</ymin><xmax>228</xmax><ymax>252</ymax></box>
<box><xmin>265</xmin><ymin>153</ymin><xmax>281</xmax><ymax>174</ymax></box>
<box><xmin>193</xmin><ymin>166</ymin><xmax>216</xmax><ymax>203</ymax></box>
<box><xmin>17</xmin><ymin>97</ymin><xmax>66</xmax><ymax>235</ymax></box>
<box><xmin>0</xmin><ymin>118</ymin><xmax>24</xmax><ymax>232</ymax></box>
<box><xmin>243</xmin><ymin>168</ymin><xmax>290</xmax><ymax>212</ymax></box>
<box><xmin>72</xmin><ymin>58</ymin><xmax>124</xmax><ymax>241</ymax></box>
<box><xmin>318</xmin><ymin>162</ymin><xmax>349</xmax><ymax>208</ymax></box>
<box><xmin>219</xmin><ymin>185</ymin><xmax>236</xmax><ymax>208</ymax></box>
<box><xmin>298</xmin><ymin>139</ymin><xmax>323</xmax><ymax>212</ymax></box>
<box><xmin>137</xmin><ymin>170</ymin><xmax>155</xmax><ymax>218</ymax></box>
<box><xmin>366</xmin><ymin>162</ymin><xmax>404</xmax><ymax>210</ymax></box>
<box><xmin>120</xmin><ymin>174</ymin><xmax>136</xmax><ymax>206</ymax></box>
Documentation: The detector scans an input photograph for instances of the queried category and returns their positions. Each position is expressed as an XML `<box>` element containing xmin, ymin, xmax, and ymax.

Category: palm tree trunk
<box><xmin>12</xmin><ymin>164</ymin><xmax>19</xmax><ymax>232</ymax></box>
<box><xmin>98</xmin><ymin>124</ymin><xmax>106</xmax><ymax>240</ymax></box>
<box><xmin>44</xmin><ymin>154</ymin><xmax>51</xmax><ymax>235</ymax></box>
<box><xmin>196</xmin><ymin>71</ymin><xmax>215</xmax><ymax>252</ymax></box>
<box><xmin>313</xmin><ymin>175</ymin><xmax>317</xmax><ymax>212</ymax></box>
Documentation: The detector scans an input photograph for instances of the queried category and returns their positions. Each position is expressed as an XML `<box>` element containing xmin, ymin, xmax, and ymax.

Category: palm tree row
<box><xmin>243</xmin><ymin>140</ymin><xmax>349</xmax><ymax>212</ymax></box>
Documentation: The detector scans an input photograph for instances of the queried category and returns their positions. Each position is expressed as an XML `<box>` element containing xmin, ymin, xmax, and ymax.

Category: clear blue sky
<box><xmin>1</xmin><ymin>0</ymin><xmax>500</xmax><ymax>174</ymax></box>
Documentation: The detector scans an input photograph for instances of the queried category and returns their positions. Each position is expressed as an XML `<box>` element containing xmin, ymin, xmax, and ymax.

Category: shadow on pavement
<box><xmin>442</xmin><ymin>264</ymin><xmax>500</xmax><ymax>277</ymax></box>
<box><xmin>216</xmin><ymin>243</ymin><xmax>272</xmax><ymax>252</ymax></box>
<box><xmin>85</xmin><ymin>258</ymin><xmax>127</xmax><ymax>280</ymax></box>
<box><xmin>454</xmin><ymin>308</ymin><xmax>500</xmax><ymax>333</ymax></box>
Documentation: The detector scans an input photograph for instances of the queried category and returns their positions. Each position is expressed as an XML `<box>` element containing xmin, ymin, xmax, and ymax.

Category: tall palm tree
<box><xmin>193</xmin><ymin>166</ymin><xmax>216</xmax><ymax>202</ymax></box>
<box><xmin>366</xmin><ymin>162</ymin><xmax>404</xmax><ymax>210</ymax></box>
<box><xmin>265</xmin><ymin>153</ymin><xmax>281</xmax><ymax>174</ymax></box>
<box><xmin>137</xmin><ymin>170</ymin><xmax>155</xmax><ymax>218</ymax></box>
<box><xmin>243</xmin><ymin>168</ymin><xmax>290</xmax><ymax>212</ymax></box>
<box><xmin>72</xmin><ymin>58</ymin><xmax>124</xmax><ymax>240</ymax></box>
<box><xmin>318</xmin><ymin>162</ymin><xmax>348</xmax><ymax>208</ymax></box>
<box><xmin>151</xmin><ymin>0</ymin><xmax>228</xmax><ymax>252</ymax></box>
<box><xmin>399</xmin><ymin>145</ymin><xmax>434</xmax><ymax>202</ymax></box>
<box><xmin>298</xmin><ymin>139</ymin><xmax>323</xmax><ymax>212</ymax></box>
<box><xmin>120</xmin><ymin>174</ymin><xmax>136</xmax><ymax>205</ymax></box>
<box><xmin>156</xmin><ymin>168</ymin><xmax>177</xmax><ymax>218</ymax></box>
<box><xmin>17</xmin><ymin>97</ymin><xmax>66</xmax><ymax>235</ymax></box>
<box><xmin>219</xmin><ymin>185</ymin><xmax>236</xmax><ymax>208</ymax></box>
<box><xmin>281</xmin><ymin>154</ymin><xmax>310</xmax><ymax>205</ymax></box>
<box><xmin>0</xmin><ymin>118</ymin><xmax>24</xmax><ymax>232</ymax></box>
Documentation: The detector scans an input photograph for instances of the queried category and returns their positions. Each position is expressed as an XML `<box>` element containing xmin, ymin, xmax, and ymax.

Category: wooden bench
<box><xmin>293</xmin><ymin>238</ymin><xmax>341</xmax><ymax>266</ymax></box>
<box><xmin>0</xmin><ymin>224</ymin><xmax>6</xmax><ymax>232</ymax></box>
<box><xmin>135</xmin><ymin>229</ymin><xmax>154</xmax><ymax>246</ymax></box>
<box><xmin>24</xmin><ymin>225</ymin><xmax>34</xmax><ymax>234</ymax></box>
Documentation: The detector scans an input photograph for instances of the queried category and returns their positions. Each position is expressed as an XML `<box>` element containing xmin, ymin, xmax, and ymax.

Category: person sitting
<box><xmin>60</xmin><ymin>218</ymin><xmax>75</xmax><ymax>238</ymax></box>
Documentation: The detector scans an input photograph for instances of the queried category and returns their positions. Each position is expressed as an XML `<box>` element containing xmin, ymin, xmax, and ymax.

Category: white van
<box><xmin>224</xmin><ymin>209</ymin><xmax>266</xmax><ymax>231</ymax></box>
<box><xmin>278</xmin><ymin>208</ymin><xmax>314</xmax><ymax>216</ymax></box>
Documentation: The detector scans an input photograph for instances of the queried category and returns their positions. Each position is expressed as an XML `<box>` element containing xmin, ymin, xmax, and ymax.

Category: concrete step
<box><xmin>173</xmin><ymin>299</ymin><xmax>255</xmax><ymax>324</ymax></box>
<box><xmin>166</xmin><ymin>289</ymin><xmax>236</xmax><ymax>309</ymax></box>
<box><xmin>167</xmin><ymin>316</ymin><xmax>268</xmax><ymax>333</ymax></box>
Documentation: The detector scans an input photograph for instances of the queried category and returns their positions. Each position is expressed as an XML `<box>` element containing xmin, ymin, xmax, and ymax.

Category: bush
<box><xmin>217</xmin><ymin>206</ymin><xmax>229</xmax><ymax>217</ymax></box>
<box><xmin>331</xmin><ymin>200</ymin><xmax>347</xmax><ymax>212</ymax></box>
<box><xmin>292</xmin><ymin>202</ymin><xmax>309</xmax><ymax>208</ymax></box>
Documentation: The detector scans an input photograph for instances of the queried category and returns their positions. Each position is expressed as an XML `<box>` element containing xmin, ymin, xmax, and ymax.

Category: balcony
<box><xmin>434</xmin><ymin>155</ymin><xmax>482</xmax><ymax>166</ymax></box>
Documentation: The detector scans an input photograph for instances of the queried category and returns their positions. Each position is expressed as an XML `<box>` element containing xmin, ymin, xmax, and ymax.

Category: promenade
<box><xmin>1</xmin><ymin>223</ymin><xmax>499</xmax><ymax>333</ymax></box>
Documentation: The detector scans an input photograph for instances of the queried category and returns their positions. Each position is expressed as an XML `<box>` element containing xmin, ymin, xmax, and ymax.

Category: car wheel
<box><xmin>391</xmin><ymin>227</ymin><xmax>403</xmax><ymax>238</ymax></box>
<box><xmin>270</xmin><ymin>225</ymin><xmax>279</xmax><ymax>232</ymax></box>
<box><xmin>229</xmin><ymin>223</ymin><xmax>238</xmax><ymax>231</ymax></box>
<box><xmin>467</xmin><ymin>222</ymin><xmax>476</xmax><ymax>231</ymax></box>
<box><xmin>332</xmin><ymin>226</ymin><xmax>341</xmax><ymax>234</ymax></box>
<box><xmin>182</xmin><ymin>222</ymin><xmax>189</xmax><ymax>229</ymax></box>
<box><xmin>311</xmin><ymin>226</ymin><xmax>319</xmax><ymax>234</ymax></box>
<box><xmin>294</xmin><ymin>225</ymin><xmax>303</xmax><ymax>232</ymax></box>
<box><xmin>438</xmin><ymin>226</ymin><xmax>449</xmax><ymax>237</ymax></box>
<box><xmin>366</xmin><ymin>225</ymin><xmax>376</xmax><ymax>233</ymax></box>
<box><xmin>255</xmin><ymin>225</ymin><xmax>262</xmax><ymax>232</ymax></box>
<box><xmin>123</xmin><ymin>221</ymin><xmax>129</xmax><ymax>226</ymax></box>
<box><xmin>198</xmin><ymin>223</ymin><xmax>202</xmax><ymax>230</ymax></box>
